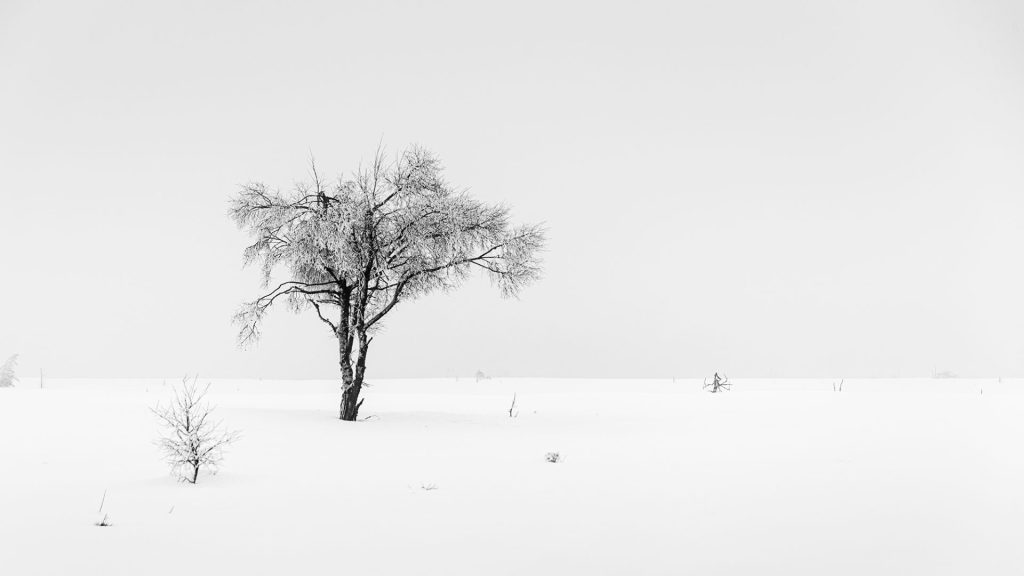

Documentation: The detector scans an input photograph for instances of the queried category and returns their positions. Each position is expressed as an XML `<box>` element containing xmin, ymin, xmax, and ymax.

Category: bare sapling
<box><xmin>152</xmin><ymin>376</ymin><xmax>240</xmax><ymax>484</ymax></box>
<box><xmin>703</xmin><ymin>372</ymin><xmax>731</xmax><ymax>393</ymax></box>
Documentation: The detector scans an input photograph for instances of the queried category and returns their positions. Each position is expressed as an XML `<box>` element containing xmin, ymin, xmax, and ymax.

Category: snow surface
<box><xmin>2</xmin><ymin>378</ymin><xmax>1023</xmax><ymax>575</ymax></box>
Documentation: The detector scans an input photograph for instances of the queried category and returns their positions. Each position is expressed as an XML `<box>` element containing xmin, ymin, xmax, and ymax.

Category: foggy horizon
<box><xmin>2</xmin><ymin>0</ymin><xmax>1023</xmax><ymax>380</ymax></box>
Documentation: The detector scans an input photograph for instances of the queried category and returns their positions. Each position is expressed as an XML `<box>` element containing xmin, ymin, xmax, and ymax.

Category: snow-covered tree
<box><xmin>152</xmin><ymin>376</ymin><xmax>240</xmax><ymax>484</ymax></box>
<box><xmin>0</xmin><ymin>354</ymin><xmax>17</xmax><ymax>387</ymax></box>
<box><xmin>231</xmin><ymin>146</ymin><xmax>545</xmax><ymax>420</ymax></box>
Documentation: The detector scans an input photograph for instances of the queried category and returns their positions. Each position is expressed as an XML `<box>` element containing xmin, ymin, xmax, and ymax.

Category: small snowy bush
<box><xmin>0</xmin><ymin>354</ymin><xmax>17</xmax><ymax>387</ymax></box>
<box><xmin>152</xmin><ymin>376</ymin><xmax>240</xmax><ymax>484</ymax></box>
<box><xmin>545</xmin><ymin>452</ymin><xmax>561</xmax><ymax>463</ymax></box>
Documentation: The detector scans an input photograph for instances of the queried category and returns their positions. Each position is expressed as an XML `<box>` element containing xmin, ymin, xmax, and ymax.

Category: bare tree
<box><xmin>703</xmin><ymin>372</ymin><xmax>730</xmax><ymax>393</ymax></box>
<box><xmin>152</xmin><ymin>376</ymin><xmax>240</xmax><ymax>484</ymax></box>
<box><xmin>0</xmin><ymin>354</ymin><xmax>17</xmax><ymax>388</ymax></box>
<box><xmin>231</xmin><ymin>145</ymin><xmax>545</xmax><ymax>420</ymax></box>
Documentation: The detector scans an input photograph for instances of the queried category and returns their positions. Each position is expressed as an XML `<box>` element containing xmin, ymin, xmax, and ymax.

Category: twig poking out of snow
<box><xmin>545</xmin><ymin>452</ymin><xmax>561</xmax><ymax>463</ymax></box>
<box><xmin>152</xmin><ymin>376</ymin><xmax>240</xmax><ymax>484</ymax></box>
<box><xmin>95</xmin><ymin>489</ymin><xmax>112</xmax><ymax>527</ymax></box>
<box><xmin>508</xmin><ymin>393</ymin><xmax>518</xmax><ymax>418</ymax></box>
<box><xmin>420</xmin><ymin>483</ymin><xmax>438</xmax><ymax>491</ymax></box>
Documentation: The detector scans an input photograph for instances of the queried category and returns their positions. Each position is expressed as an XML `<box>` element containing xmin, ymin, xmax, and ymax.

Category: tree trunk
<box><xmin>337</xmin><ymin>289</ymin><xmax>360</xmax><ymax>421</ymax></box>
<box><xmin>339</xmin><ymin>329</ymin><xmax>370</xmax><ymax>421</ymax></box>
<box><xmin>338</xmin><ymin>336</ymin><xmax>359</xmax><ymax>420</ymax></box>
<box><xmin>340</xmin><ymin>381</ymin><xmax>363</xmax><ymax>421</ymax></box>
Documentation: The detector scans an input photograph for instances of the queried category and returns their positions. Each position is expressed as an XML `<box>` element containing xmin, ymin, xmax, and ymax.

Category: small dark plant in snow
<box><xmin>0</xmin><ymin>354</ymin><xmax>18</xmax><ymax>387</ymax></box>
<box><xmin>152</xmin><ymin>376</ymin><xmax>240</xmax><ymax>484</ymax></box>
<box><xmin>545</xmin><ymin>452</ymin><xmax>561</xmax><ymax>463</ymax></box>
<box><xmin>703</xmin><ymin>372</ymin><xmax>730</xmax><ymax>393</ymax></box>
<box><xmin>832</xmin><ymin>379</ymin><xmax>844</xmax><ymax>392</ymax></box>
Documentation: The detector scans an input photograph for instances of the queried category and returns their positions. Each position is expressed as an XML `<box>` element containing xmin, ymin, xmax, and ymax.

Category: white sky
<box><xmin>1</xmin><ymin>0</ymin><xmax>1023</xmax><ymax>379</ymax></box>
